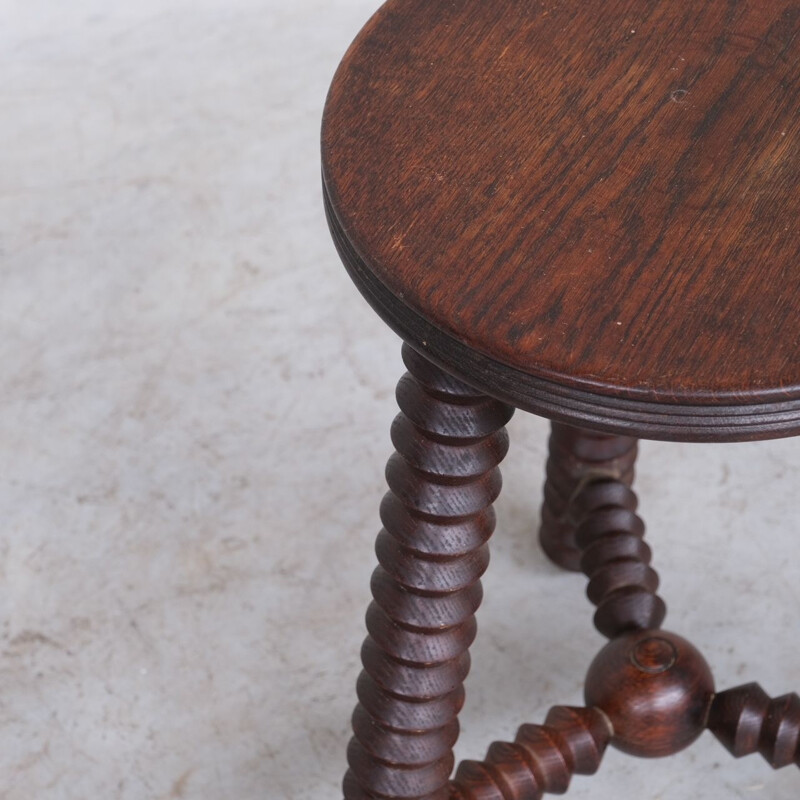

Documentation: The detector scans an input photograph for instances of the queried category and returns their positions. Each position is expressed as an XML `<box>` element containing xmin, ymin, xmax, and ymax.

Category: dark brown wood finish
<box><xmin>573</xmin><ymin>477</ymin><xmax>666</xmax><ymax>638</ymax></box>
<box><xmin>539</xmin><ymin>423</ymin><xmax>637</xmax><ymax>571</ymax></box>
<box><xmin>336</xmin><ymin>398</ymin><xmax>798</xmax><ymax>796</ymax></box>
<box><xmin>323</xmin><ymin>3</ymin><xmax>800</xmax><ymax>796</ymax></box>
<box><xmin>323</xmin><ymin>0</ymin><xmax>800</xmax><ymax>441</ymax></box>
<box><xmin>344</xmin><ymin>345</ymin><xmax>513</xmax><ymax>800</ymax></box>
<box><xmin>709</xmin><ymin>683</ymin><xmax>800</xmax><ymax>768</ymax></box>
<box><xmin>584</xmin><ymin>630</ymin><xmax>715</xmax><ymax>758</ymax></box>
<box><xmin>449</xmin><ymin>706</ymin><xmax>612</xmax><ymax>799</ymax></box>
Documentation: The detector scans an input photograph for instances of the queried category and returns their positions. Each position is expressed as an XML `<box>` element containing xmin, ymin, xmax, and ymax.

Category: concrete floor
<box><xmin>0</xmin><ymin>1</ymin><xmax>797</xmax><ymax>798</ymax></box>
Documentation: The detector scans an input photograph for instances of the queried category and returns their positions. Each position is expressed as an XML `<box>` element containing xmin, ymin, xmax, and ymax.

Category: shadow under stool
<box><xmin>320</xmin><ymin>2</ymin><xmax>800</xmax><ymax>797</ymax></box>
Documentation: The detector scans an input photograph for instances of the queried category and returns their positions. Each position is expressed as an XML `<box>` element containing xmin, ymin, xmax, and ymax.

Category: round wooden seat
<box><xmin>322</xmin><ymin>0</ymin><xmax>800</xmax><ymax>441</ymax></box>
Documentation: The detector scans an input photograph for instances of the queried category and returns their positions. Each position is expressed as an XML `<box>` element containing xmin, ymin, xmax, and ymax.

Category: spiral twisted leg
<box><xmin>708</xmin><ymin>683</ymin><xmax>800</xmax><ymax>769</ymax></box>
<box><xmin>571</xmin><ymin>477</ymin><xmax>667</xmax><ymax>638</ymax></box>
<box><xmin>449</xmin><ymin>706</ymin><xmax>612</xmax><ymax>800</ymax></box>
<box><xmin>343</xmin><ymin>344</ymin><xmax>514</xmax><ymax>800</ymax></box>
<box><xmin>539</xmin><ymin>422</ymin><xmax>637</xmax><ymax>572</ymax></box>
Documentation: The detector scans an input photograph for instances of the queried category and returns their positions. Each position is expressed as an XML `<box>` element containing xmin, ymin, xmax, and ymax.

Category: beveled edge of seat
<box><xmin>324</xmin><ymin>181</ymin><xmax>800</xmax><ymax>443</ymax></box>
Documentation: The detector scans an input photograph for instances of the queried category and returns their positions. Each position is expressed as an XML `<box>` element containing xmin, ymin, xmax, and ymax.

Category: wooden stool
<box><xmin>321</xmin><ymin>2</ymin><xmax>800</xmax><ymax>797</ymax></box>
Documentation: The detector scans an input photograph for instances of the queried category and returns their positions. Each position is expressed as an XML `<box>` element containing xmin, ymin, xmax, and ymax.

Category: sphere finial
<box><xmin>585</xmin><ymin>630</ymin><xmax>714</xmax><ymax>758</ymax></box>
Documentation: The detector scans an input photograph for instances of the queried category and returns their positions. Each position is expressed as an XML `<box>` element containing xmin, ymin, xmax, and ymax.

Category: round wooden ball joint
<box><xmin>584</xmin><ymin>630</ymin><xmax>715</xmax><ymax>759</ymax></box>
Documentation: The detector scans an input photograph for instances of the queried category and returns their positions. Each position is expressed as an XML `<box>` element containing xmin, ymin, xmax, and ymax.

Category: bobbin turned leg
<box><xmin>709</xmin><ymin>684</ymin><xmax>800</xmax><ymax>769</ymax></box>
<box><xmin>450</xmin><ymin>705</ymin><xmax>612</xmax><ymax>799</ymax></box>
<box><xmin>343</xmin><ymin>344</ymin><xmax>514</xmax><ymax>800</ymax></box>
<box><xmin>539</xmin><ymin>422</ymin><xmax>638</xmax><ymax>572</ymax></box>
<box><xmin>571</xmin><ymin>477</ymin><xmax>666</xmax><ymax>639</ymax></box>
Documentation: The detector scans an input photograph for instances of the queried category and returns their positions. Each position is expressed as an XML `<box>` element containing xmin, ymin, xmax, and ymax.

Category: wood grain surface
<box><xmin>323</xmin><ymin>0</ymin><xmax>800</xmax><ymax>434</ymax></box>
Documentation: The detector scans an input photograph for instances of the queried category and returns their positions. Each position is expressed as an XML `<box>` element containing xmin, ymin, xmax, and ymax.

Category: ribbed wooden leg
<box><xmin>572</xmin><ymin>478</ymin><xmax>666</xmax><ymax>638</ymax></box>
<box><xmin>708</xmin><ymin>683</ymin><xmax>800</xmax><ymax>769</ymax></box>
<box><xmin>449</xmin><ymin>706</ymin><xmax>612</xmax><ymax>800</ymax></box>
<box><xmin>343</xmin><ymin>344</ymin><xmax>514</xmax><ymax>800</ymax></box>
<box><xmin>539</xmin><ymin>422</ymin><xmax>638</xmax><ymax>572</ymax></box>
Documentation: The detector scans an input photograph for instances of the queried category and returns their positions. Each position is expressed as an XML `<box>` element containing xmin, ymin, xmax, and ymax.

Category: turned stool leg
<box><xmin>539</xmin><ymin>422</ymin><xmax>638</xmax><ymax>572</ymax></box>
<box><xmin>343</xmin><ymin>344</ymin><xmax>514</xmax><ymax>800</ymax></box>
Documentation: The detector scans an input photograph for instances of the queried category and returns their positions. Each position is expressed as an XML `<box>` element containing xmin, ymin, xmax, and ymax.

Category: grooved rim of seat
<box><xmin>325</xmin><ymin>185</ymin><xmax>800</xmax><ymax>442</ymax></box>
